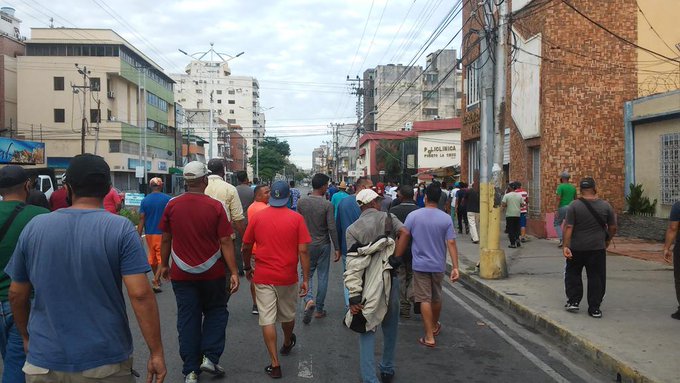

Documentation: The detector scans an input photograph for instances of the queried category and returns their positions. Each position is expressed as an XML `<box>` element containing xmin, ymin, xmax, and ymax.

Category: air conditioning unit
<box><xmin>107</xmin><ymin>91</ymin><xmax>115</xmax><ymax>99</ymax></box>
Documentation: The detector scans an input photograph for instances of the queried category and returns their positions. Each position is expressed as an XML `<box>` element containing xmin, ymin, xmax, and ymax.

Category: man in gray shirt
<box><xmin>296</xmin><ymin>173</ymin><xmax>340</xmax><ymax>324</ymax></box>
<box><xmin>235</xmin><ymin>171</ymin><xmax>254</xmax><ymax>276</ymax></box>
<box><xmin>562</xmin><ymin>177</ymin><xmax>617</xmax><ymax>319</ymax></box>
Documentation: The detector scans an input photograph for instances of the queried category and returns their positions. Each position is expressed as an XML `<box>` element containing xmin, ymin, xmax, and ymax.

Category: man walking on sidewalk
<box><xmin>297</xmin><ymin>173</ymin><xmax>340</xmax><ymax>324</ymax></box>
<box><xmin>502</xmin><ymin>183</ymin><xmax>525</xmax><ymax>248</ymax></box>
<box><xmin>562</xmin><ymin>177</ymin><xmax>617</xmax><ymax>319</ymax></box>
<box><xmin>138</xmin><ymin>177</ymin><xmax>171</xmax><ymax>292</ymax></box>
<box><xmin>403</xmin><ymin>183</ymin><xmax>460</xmax><ymax>348</ymax></box>
<box><xmin>156</xmin><ymin>161</ymin><xmax>240</xmax><ymax>383</ymax></box>
<box><xmin>389</xmin><ymin>184</ymin><xmax>420</xmax><ymax>318</ymax></box>
<box><xmin>242</xmin><ymin>181</ymin><xmax>311</xmax><ymax>379</ymax></box>
<box><xmin>6</xmin><ymin>155</ymin><xmax>166</xmax><ymax>382</ymax></box>
<box><xmin>345</xmin><ymin>189</ymin><xmax>409</xmax><ymax>383</ymax></box>
<box><xmin>663</xmin><ymin>201</ymin><xmax>680</xmax><ymax>319</ymax></box>
<box><xmin>206</xmin><ymin>158</ymin><xmax>246</xmax><ymax>244</ymax></box>
<box><xmin>555</xmin><ymin>171</ymin><xmax>577</xmax><ymax>247</ymax></box>
<box><xmin>0</xmin><ymin>166</ymin><xmax>49</xmax><ymax>382</ymax></box>
<box><xmin>456</xmin><ymin>182</ymin><xmax>469</xmax><ymax>234</ymax></box>
<box><xmin>466</xmin><ymin>182</ymin><xmax>480</xmax><ymax>244</ymax></box>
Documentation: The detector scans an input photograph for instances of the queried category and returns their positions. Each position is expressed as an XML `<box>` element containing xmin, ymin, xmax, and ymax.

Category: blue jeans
<box><xmin>554</xmin><ymin>206</ymin><xmax>568</xmax><ymax>240</ymax></box>
<box><xmin>303</xmin><ymin>243</ymin><xmax>331</xmax><ymax>312</ymax></box>
<box><xmin>172</xmin><ymin>278</ymin><xmax>229</xmax><ymax>376</ymax></box>
<box><xmin>359</xmin><ymin>276</ymin><xmax>399</xmax><ymax>383</ymax></box>
<box><xmin>0</xmin><ymin>300</ymin><xmax>26</xmax><ymax>383</ymax></box>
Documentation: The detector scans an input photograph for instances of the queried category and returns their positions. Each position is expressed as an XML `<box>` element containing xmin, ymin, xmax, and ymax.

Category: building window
<box><xmin>229</xmin><ymin>109</ymin><xmax>234</xmax><ymax>114</ymax></box>
<box><xmin>228</xmin><ymin>89</ymin><xmax>235</xmax><ymax>95</ymax></box>
<box><xmin>90</xmin><ymin>77</ymin><xmax>101</xmax><ymax>91</ymax></box>
<box><xmin>423</xmin><ymin>108</ymin><xmax>439</xmax><ymax>116</ymax></box>
<box><xmin>425</xmin><ymin>73</ymin><xmax>438</xmax><ymax>83</ymax></box>
<box><xmin>196</xmin><ymin>89</ymin><xmax>202</xmax><ymax>94</ymax></box>
<box><xmin>90</xmin><ymin>109</ymin><xmax>100</xmax><ymax>123</ymax></box>
<box><xmin>227</xmin><ymin>119</ymin><xmax>236</xmax><ymax>124</ymax></box>
<box><xmin>466</xmin><ymin>59</ymin><xmax>480</xmax><ymax>107</ymax></box>
<box><xmin>467</xmin><ymin>140</ymin><xmax>480</xmax><ymax>183</ymax></box>
<box><xmin>422</xmin><ymin>90</ymin><xmax>438</xmax><ymax>101</ymax></box>
<box><xmin>54</xmin><ymin>109</ymin><xmax>65</xmax><ymax>123</ymax></box>
<box><xmin>54</xmin><ymin>77</ymin><xmax>64</xmax><ymax>91</ymax></box>
<box><xmin>216</xmin><ymin>90</ymin><xmax>222</xmax><ymax>94</ymax></box>
<box><xmin>228</xmin><ymin>100</ymin><xmax>235</xmax><ymax>104</ymax></box>
<box><xmin>217</xmin><ymin>99</ymin><xmax>222</xmax><ymax>104</ymax></box>
<box><xmin>661</xmin><ymin>133</ymin><xmax>680</xmax><ymax>205</ymax></box>
<box><xmin>529</xmin><ymin>147</ymin><xmax>541</xmax><ymax>217</ymax></box>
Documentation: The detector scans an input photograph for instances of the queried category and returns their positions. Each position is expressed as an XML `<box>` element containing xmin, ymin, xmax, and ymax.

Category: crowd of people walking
<box><xmin>0</xmin><ymin>155</ymin><xmax>677</xmax><ymax>383</ymax></box>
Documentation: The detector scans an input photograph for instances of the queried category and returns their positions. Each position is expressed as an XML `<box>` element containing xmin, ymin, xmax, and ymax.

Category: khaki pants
<box><xmin>24</xmin><ymin>358</ymin><xmax>135</xmax><ymax>383</ymax></box>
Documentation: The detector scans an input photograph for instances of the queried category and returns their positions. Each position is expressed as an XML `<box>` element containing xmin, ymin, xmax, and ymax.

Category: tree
<box><xmin>375</xmin><ymin>139</ymin><xmax>402</xmax><ymax>181</ymax></box>
<box><xmin>248</xmin><ymin>137</ymin><xmax>293</xmax><ymax>182</ymax></box>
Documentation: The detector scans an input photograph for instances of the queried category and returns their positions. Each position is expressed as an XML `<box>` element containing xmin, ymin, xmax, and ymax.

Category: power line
<box><xmin>357</xmin><ymin>0</ymin><xmax>391</xmax><ymax>72</ymax></box>
<box><xmin>347</xmin><ymin>0</ymin><xmax>376</xmax><ymax>76</ymax></box>
<box><xmin>635</xmin><ymin>0</ymin><xmax>678</xmax><ymax>57</ymax></box>
<box><xmin>561</xmin><ymin>0</ymin><xmax>680</xmax><ymax>64</ymax></box>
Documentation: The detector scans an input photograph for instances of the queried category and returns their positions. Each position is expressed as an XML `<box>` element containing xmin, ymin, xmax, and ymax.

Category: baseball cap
<box><xmin>580</xmin><ymin>177</ymin><xmax>596</xmax><ymax>189</ymax></box>
<box><xmin>338</xmin><ymin>181</ymin><xmax>347</xmax><ymax>189</ymax></box>
<box><xmin>559</xmin><ymin>171</ymin><xmax>570</xmax><ymax>179</ymax></box>
<box><xmin>0</xmin><ymin>165</ymin><xmax>28</xmax><ymax>188</ymax></box>
<box><xmin>356</xmin><ymin>189</ymin><xmax>382</xmax><ymax>206</ymax></box>
<box><xmin>183</xmin><ymin>161</ymin><xmax>211</xmax><ymax>180</ymax></box>
<box><xmin>65</xmin><ymin>154</ymin><xmax>110</xmax><ymax>186</ymax></box>
<box><xmin>149</xmin><ymin>177</ymin><xmax>163</xmax><ymax>186</ymax></box>
<box><xmin>269</xmin><ymin>180</ymin><xmax>290</xmax><ymax>207</ymax></box>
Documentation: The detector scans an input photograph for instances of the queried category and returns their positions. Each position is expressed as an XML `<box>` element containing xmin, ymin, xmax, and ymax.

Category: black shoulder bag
<box><xmin>0</xmin><ymin>203</ymin><xmax>27</xmax><ymax>243</ymax></box>
<box><xmin>578</xmin><ymin>198</ymin><xmax>610</xmax><ymax>241</ymax></box>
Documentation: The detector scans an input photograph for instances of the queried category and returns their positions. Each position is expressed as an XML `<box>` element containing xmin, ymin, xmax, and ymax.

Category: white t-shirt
<box><xmin>450</xmin><ymin>188</ymin><xmax>460</xmax><ymax>207</ymax></box>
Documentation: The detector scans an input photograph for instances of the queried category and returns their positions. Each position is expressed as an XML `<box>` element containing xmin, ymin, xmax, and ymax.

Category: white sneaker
<box><xmin>185</xmin><ymin>371</ymin><xmax>198</xmax><ymax>383</ymax></box>
<box><xmin>200</xmin><ymin>356</ymin><xmax>225</xmax><ymax>376</ymax></box>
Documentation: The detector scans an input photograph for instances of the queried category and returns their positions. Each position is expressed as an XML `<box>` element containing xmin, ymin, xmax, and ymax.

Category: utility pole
<box><xmin>479</xmin><ymin>0</ymin><xmax>508</xmax><ymax>279</ymax></box>
<box><xmin>94</xmin><ymin>99</ymin><xmax>101</xmax><ymax>155</ymax></box>
<box><xmin>347</xmin><ymin>76</ymin><xmax>365</xmax><ymax>178</ymax></box>
<box><xmin>73</xmin><ymin>64</ymin><xmax>91</xmax><ymax>155</ymax></box>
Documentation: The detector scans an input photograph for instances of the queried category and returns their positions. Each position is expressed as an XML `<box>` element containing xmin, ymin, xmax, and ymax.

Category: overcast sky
<box><xmin>8</xmin><ymin>0</ymin><xmax>462</xmax><ymax>169</ymax></box>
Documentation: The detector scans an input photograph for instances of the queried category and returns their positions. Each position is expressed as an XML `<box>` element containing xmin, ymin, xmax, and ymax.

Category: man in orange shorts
<box><xmin>138</xmin><ymin>177</ymin><xmax>171</xmax><ymax>292</ymax></box>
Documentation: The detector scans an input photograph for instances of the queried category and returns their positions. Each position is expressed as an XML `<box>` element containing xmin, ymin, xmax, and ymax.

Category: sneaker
<box><xmin>565</xmin><ymin>302</ymin><xmax>579</xmax><ymax>312</ymax></box>
<box><xmin>251</xmin><ymin>304</ymin><xmax>259</xmax><ymax>315</ymax></box>
<box><xmin>380</xmin><ymin>372</ymin><xmax>395</xmax><ymax>383</ymax></box>
<box><xmin>515</xmin><ymin>241</ymin><xmax>521</xmax><ymax>248</ymax></box>
<box><xmin>200</xmin><ymin>356</ymin><xmax>225</xmax><ymax>376</ymax></box>
<box><xmin>184</xmin><ymin>371</ymin><xmax>198</xmax><ymax>383</ymax></box>
<box><xmin>671</xmin><ymin>309</ymin><xmax>680</xmax><ymax>320</ymax></box>
<box><xmin>588</xmin><ymin>309</ymin><xmax>602</xmax><ymax>318</ymax></box>
<box><xmin>508</xmin><ymin>244</ymin><xmax>517</xmax><ymax>248</ymax></box>
<box><xmin>265</xmin><ymin>365</ymin><xmax>282</xmax><ymax>379</ymax></box>
<box><xmin>152</xmin><ymin>284</ymin><xmax>162</xmax><ymax>293</ymax></box>
<box><xmin>558</xmin><ymin>240</ymin><xmax>563</xmax><ymax>248</ymax></box>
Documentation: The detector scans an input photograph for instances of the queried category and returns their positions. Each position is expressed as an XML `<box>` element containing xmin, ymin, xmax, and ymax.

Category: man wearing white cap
<box><xmin>344</xmin><ymin>188</ymin><xmax>409</xmax><ymax>383</ymax></box>
<box><xmin>155</xmin><ymin>161</ymin><xmax>240</xmax><ymax>383</ymax></box>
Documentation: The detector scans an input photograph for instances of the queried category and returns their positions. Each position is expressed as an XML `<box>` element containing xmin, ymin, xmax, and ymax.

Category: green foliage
<box><xmin>626</xmin><ymin>183</ymin><xmax>657</xmax><ymax>216</ymax></box>
<box><xmin>375</xmin><ymin>139</ymin><xmax>403</xmax><ymax>181</ymax></box>
<box><xmin>250</xmin><ymin>147</ymin><xmax>285</xmax><ymax>181</ymax></box>
<box><xmin>261</xmin><ymin>137</ymin><xmax>290</xmax><ymax>157</ymax></box>
<box><xmin>120</xmin><ymin>208</ymin><xmax>141</xmax><ymax>226</ymax></box>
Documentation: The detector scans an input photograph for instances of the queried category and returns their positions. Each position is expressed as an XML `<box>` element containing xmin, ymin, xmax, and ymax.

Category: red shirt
<box><xmin>103</xmin><ymin>188</ymin><xmax>121</xmax><ymax>214</ymax></box>
<box><xmin>49</xmin><ymin>187</ymin><xmax>69</xmax><ymax>211</ymax></box>
<box><xmin>243</xmin><ymin>207</ymin><xmax>311</xmax><ymax>285</ymax></box>
<box><xmin>247</xmin><ymin>201</ymin><xmax>269</xmax><ymax>254</ymax></box>
<box><xmin>159</xmin><ymin>193</ymin><xmax>234</xmax><ymax>281</ymax></box>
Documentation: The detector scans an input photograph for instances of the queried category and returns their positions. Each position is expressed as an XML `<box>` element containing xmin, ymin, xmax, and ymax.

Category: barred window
<box><xmin>660</xmin><ymin>133</ymin><xmax>680</xmax><ymax>205</ymax></box>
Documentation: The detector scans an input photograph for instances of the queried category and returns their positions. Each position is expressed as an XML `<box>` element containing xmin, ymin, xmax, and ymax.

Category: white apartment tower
<box><xmin>172</xmin><ymin>60</ymin><xmax>264</xmax><ymax>177</ymax></box>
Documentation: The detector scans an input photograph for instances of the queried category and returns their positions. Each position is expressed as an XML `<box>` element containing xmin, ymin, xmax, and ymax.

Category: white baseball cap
<box><xmin>183</xmin><ymin>161</ymin><xmax>211</xmax><ymax>180</ymax></box>
<box><xmin>356</xmin><ymin>189</ymin><xmax>382</xmax><ymax>206</ymax></box>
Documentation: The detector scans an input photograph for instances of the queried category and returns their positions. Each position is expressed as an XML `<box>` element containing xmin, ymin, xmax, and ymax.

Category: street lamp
<box><xmin>240</xmin><ymin>105</ymin><xmax>273</xmax><ymax>179</ymax></box>
<box><xmin>178</xmin><ymin>44</ymin><xmax>244</xmax><ymax>160</ymax></box>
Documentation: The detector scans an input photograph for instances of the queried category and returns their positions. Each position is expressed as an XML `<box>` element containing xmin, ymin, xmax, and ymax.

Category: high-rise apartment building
<box><xmin>0</xmin><ymin>7</ymin><xmax>24</xmax><ymax>135</ymax></box>
<box><xmin>172</xmin><ymin>61</ymin><xmax>264</xmax><ymax>177</ymax></box>
<box><xmin>17</xmin><ymin>28</ymin><xmax>177</xmax><ymax>190</ymax></box>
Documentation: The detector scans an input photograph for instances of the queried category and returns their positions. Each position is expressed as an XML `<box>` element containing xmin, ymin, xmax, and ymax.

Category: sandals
<box><xmin>433</xmin><ymin>322</ymin><xmax>442</xmax><ymax>337</ymax></box>
<box><xmin>418</xmin><ymin>337</ymin><xmax>436</xmax><ymax>348</ymax></box>
<box><xmin>264</xmin><ymin>365</ymin><xmax>282</xmax><ymax>379</ymax></box>
<box><xmin>302</xmin><ymin>301</ymin><xmax>315</xmax><ymax>324</ymax></box>
<box><xmin>280</xmin><ymin>333</ymin><xmax>296</xmax><ymax>355</ymax></box>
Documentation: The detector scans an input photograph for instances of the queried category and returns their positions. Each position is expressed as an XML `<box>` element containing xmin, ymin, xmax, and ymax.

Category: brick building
<box><xmin>461</xmin><ymin>0</ymin><xmax>639</xmax><ymax>237</ymax></box>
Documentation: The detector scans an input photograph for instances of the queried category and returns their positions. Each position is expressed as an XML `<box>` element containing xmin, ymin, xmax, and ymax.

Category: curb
<box><xmin>457</xmin><ymin>270</ymin><xmax>656</xmax><ymax>383</ymax></box>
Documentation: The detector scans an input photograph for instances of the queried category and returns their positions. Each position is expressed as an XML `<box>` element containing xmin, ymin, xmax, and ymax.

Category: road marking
<box><xmin>298</xmin><ymin>354</ymin><xmax>313</xmax><ymax>379</ymax></box>
<box><xmin>442</xmin><ymin>285</ymin><xmax>570</xmax><ymax>383</ymax></box>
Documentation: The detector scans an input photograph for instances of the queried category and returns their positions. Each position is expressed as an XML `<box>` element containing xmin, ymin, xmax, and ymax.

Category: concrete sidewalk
<box><xmin>452</xmin><ymin>232</ymin><xmax>677</xmax><ymax>383</ymax></box>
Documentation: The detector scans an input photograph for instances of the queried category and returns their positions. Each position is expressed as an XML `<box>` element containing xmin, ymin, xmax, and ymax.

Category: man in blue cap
<box><xmin>242</xmin><ymin>180</ymin><xmax>311</xmax><ymax>379</ymax></box>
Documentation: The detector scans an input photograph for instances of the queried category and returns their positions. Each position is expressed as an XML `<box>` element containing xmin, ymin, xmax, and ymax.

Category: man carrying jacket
<box><xmin>345</xmin><ymin>189</ymin><xmax>408</xmax><ymax>383</ymax></box>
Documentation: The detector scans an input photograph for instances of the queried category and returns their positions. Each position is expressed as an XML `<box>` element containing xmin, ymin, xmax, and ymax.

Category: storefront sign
<box><xmin>158</xmin><ymin>161</ymin><xmax>167</xmax><ymax>171</ymax></box>
<box><xmin>418</xmin><ymin>131</ymin><xmax>461</xmax><ymax>169</ymax></box>
<box><xmin>124</xmin><ymin>192</ymin><xmax>144</xmax><ymax>207</ymax></box>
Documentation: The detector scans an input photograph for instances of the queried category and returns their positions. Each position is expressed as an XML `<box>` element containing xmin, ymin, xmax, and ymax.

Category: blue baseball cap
<box><xmin>269</xmin><ymin>180</ymin><xmax>290</xmax><ymax>207</ymax></box>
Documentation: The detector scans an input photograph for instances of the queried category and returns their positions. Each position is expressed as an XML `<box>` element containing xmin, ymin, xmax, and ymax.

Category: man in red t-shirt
<box><xmin>243</xmin><ymin>181</ymin><xmax>310</xmax><ymax>379</ymax></box>
<box><xmin>155</xmin><ymin>161</ymin><xmax>239</xmax><ymax>382</ymax></box>
<box><xmin>103</xmin><ymin>187</ymin><xmax>121</xmax><ymax>214</ymax></box>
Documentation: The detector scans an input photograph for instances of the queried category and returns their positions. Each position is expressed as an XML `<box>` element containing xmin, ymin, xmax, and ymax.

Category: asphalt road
<box><xmin>126</xmin><ymin>254</ymin><xmax>610</xmax><ymax>383</ymax></box>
